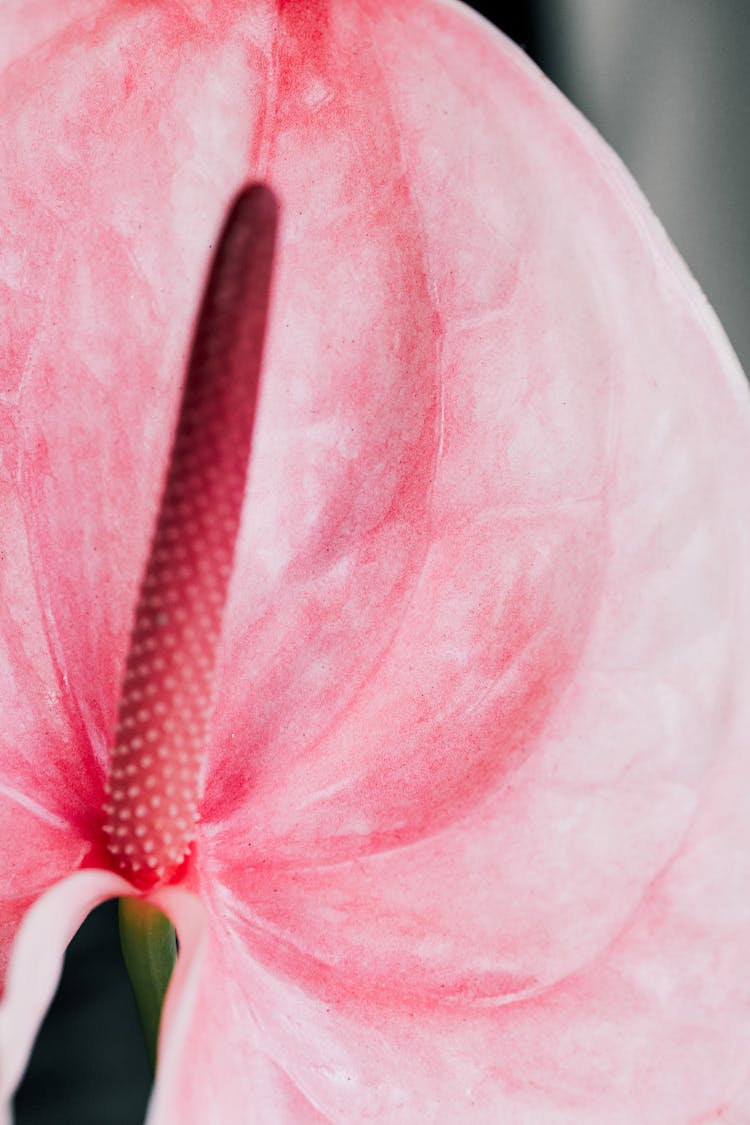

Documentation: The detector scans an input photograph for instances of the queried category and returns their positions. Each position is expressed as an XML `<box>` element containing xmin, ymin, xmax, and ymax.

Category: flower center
<box><xmin>103</xmin><ymin>184</ymin><xmax>277</xmax><ymax>888</ymax></box>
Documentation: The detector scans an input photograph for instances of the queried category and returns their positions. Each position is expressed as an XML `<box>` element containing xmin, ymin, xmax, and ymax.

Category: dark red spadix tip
<box><xmin>103</xmin><ymin>184</ymin><xmax>278</xmax><ymax>888</ymax></box>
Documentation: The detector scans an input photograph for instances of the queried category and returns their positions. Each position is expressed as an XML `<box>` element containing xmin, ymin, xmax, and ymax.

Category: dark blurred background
<box><xmin>14</xmin><ymin>3</ymin><xmax>748</xmax><ymax>1123</ymax></box>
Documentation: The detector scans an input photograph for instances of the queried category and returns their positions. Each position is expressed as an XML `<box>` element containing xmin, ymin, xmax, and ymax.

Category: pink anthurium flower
<box><xmin>2</xmin><ymin>1</ymin><xmax>750</xmax><ymax>1121</ymax></box>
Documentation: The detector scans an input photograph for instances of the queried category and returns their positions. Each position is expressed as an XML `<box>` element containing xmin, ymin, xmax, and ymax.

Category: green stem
<box><xmin>118</xmin><ymin>897</ymin><xmax>177</xmax><ymax>1073</ymax></box>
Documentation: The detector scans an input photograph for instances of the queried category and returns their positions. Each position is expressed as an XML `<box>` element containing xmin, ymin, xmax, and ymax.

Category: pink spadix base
<box><xmin>103</xmin><ymin>185</ymin><xmax>277</xmax><ymax>889</ymax></box>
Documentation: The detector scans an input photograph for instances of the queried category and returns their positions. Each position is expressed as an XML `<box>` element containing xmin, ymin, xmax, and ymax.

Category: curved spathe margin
<box><xmin>145</xmin><ymin>887</ymin><xmax>209</xmax><ymax>1125</ymax></box>
<box><xmin>0</xmin><ymin>868</ymin><xmax>133</xmax><ymax>1116</ymax></box>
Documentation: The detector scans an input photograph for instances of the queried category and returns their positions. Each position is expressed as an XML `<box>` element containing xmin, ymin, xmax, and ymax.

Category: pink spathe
<box><xmin>1</xmin><ymin>1</ymin><xmax>750</xmax><ymax>1122</ymax></box>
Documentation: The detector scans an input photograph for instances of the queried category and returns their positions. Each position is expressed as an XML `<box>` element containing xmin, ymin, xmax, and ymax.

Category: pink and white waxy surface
<box><xmin>2</xmin><ymin>1</ymin><xmax>750</xmax><ymax>1122</ymax></box>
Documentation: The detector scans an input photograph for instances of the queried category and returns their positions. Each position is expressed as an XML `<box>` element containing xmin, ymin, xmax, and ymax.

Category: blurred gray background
<box><xmin>14</xmin><ymin>3</ymin><xmax>748</xmax><ymax>1123</ymax></box>
<box><xmin>542</xmin><ymin>0</ymin><xmax>749</xmax><ymax>371</ymax></box>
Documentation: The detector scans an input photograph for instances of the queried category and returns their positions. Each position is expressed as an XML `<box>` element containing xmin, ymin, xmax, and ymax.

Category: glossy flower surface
<box><xmin>2</xmin><ymin>1</ymin><xmax>750</xmax><ymax>1121</ymax></box>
